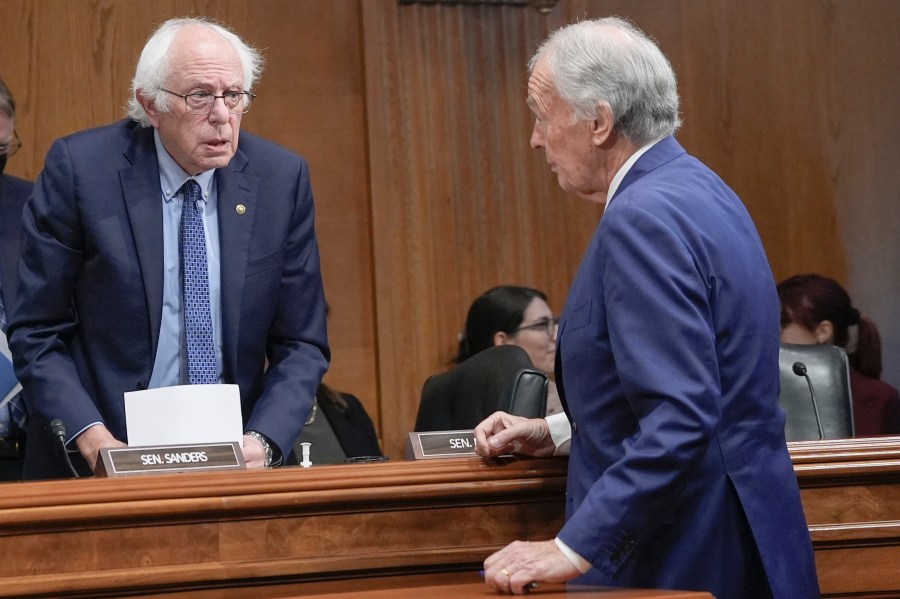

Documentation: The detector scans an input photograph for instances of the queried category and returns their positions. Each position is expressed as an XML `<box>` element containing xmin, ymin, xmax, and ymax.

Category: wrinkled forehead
<box><xmin>167</xmin><ymin>26</ymin><xmax>244</xmax><ymax>84</ymax></box>
<box><xmin>526</xmin><ymin>57</ymin><xmax>559</xmax><ymax>112</ymax></box>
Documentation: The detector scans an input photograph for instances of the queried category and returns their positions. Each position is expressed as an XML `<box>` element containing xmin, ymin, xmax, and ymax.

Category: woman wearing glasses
<box><xmin>455</xmin><ymin>286</ymin><xmax>562</xmax><ymax>415</ymax></box>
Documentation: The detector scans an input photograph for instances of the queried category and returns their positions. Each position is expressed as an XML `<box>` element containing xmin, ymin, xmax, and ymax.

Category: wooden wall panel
<box><xmin>363</xmin><ymin>1</ymin><xmax>604</xmax><ymax>458</ymax></box>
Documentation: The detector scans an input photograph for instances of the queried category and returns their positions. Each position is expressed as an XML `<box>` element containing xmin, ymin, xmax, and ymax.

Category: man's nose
<box><xmin>208</xmin><ymin>96</ymin><xmax>230</xmax><ymax>123</ymax></box>
<box><xmin>530</xmin><ymin>121</ymin><xmax>544</xmax><ymax>149</ymax></box>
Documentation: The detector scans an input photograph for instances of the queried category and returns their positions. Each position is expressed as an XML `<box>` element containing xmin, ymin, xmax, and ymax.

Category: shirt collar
<box><xmin>154</xmin><ymin>129</ymin><xmax>215</xmax><ymax>203</ymax></box>
<box><xmin>603</xmin><ymin>137</ymin><xmax>664</xmax><ymax>212</ymax></box>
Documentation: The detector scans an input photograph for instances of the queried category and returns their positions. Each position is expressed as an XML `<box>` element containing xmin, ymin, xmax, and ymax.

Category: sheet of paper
<box><xmin>124</xmin><ymin>384</ymin><xmax>243</xmax><ymax>447</ymax></box>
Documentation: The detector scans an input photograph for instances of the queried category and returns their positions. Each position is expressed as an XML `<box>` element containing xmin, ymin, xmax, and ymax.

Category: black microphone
<box><xmin>50</xmin><ymin>418</ymin><xmax>81</xmax><ymax>478</ymax></box>
<box><xmin>792</xmin><ymin>362</ymin><xmax>825</xmax><ymax>440</ymax></box>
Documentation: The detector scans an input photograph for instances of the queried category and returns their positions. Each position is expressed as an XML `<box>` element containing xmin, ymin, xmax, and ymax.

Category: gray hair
<box><xmin>529</xmin><ymin>17</ymin><xmax>681</xmax><ymax>145</ymax></box>
<box><xmin>0</xmin><ymin>77</ymin><xmax>16</xmax><ymax>120</ymax></box>
<box><xmin>127</xmin><ymin>17</ymin><xmax>264</xmax><ymax>126</ymax></box>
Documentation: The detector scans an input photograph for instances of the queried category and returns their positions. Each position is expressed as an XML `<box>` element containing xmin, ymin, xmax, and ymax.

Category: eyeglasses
<box><xmin>0</xmin><ymin>131</ymin><xmax>22</xmax><ymax>157</ymax></box>
<box><xmin>512</xmin><ymin>317</ymin><xmax>560</xmax><ymax>337</ymax></box>
<box><xmin>160</xmin><ymin>88</ymin><xmax>256</xmax><ymax>115</ymax></box>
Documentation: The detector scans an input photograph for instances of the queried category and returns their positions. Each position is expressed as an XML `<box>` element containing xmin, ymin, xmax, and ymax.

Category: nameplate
<box><xmin>407</xmin><ymin>430</ymin><xmax>477</xmax><ymax>459</ymax></box>
<box><xmin>97</xmin><ymin>442</ymin><xmax>245</xmax><ymax>477</ymax></box>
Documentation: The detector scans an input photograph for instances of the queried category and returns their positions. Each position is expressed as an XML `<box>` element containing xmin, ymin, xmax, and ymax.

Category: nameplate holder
<box><xmin>97</xmin><ymin>441</ymin><xmax>245</xmax><ymax>477</ymax></box>
<box><xmin>407</xmin><ymin>430</ymin><xmax>477</xmax><ymax>460</ymax></box>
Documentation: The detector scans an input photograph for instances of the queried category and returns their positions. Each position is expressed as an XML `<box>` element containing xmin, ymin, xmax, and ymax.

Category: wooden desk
<box><xmin>134</xmin><ymin>572</ymin><xmax>712</xmax><ymax>598</ymax></box>
<box><xmin>793</xmin><ymin>436</ymin><xmax>900</xmax><ymax>597</ymax></box>
<box><xmin>2</xmin><ymin>437</ymin><xmax>900</xmax><ymax>598</ymax></box>
<box><xmin>0</xmin><ymin>457</ymin><xmax>563</xmax><ymax>598</ymax></box>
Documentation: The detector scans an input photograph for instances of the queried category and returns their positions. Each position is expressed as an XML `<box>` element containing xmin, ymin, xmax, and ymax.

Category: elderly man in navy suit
<box><xmin>474</xmin><ymin>18</ymin><xmax>818</xmax><ymax>598</ymax></box>
<box><xmin>8</xmin><ymin>17</ymin><xmax>329</xmax><ymax>478</ymax></box>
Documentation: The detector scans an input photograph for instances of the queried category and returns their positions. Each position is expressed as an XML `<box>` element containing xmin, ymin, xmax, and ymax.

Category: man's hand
<box><xmin>241</xmin><ymin>434</ymin><xmax>268</xmax><ymax>469</ymax></box>
<box><xmin>74</xmin><ymin>425</ymin><xmax>126</xmax><ymax>472</ymax></box>
<box><xmin>474</xmin><ymin>411</ymin><xmax>556</xmax><ymax>458</ymax></box>
<box><xmin>483</xmin><ymin>539</ymin><xmax>581</xmax><ymax>594</ymax></box>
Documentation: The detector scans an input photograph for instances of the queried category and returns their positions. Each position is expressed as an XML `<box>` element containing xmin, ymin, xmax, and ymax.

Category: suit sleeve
<box><xmin>7</xmin><ymin>138</ymin><xmax>105</xmax><ymax>434</ymax></box>
<box><xmin>242</xmin><ymin>157</ymin><xmax>330</xmax><ymax>458</ymax></box>
<box><xmin>557</xmin><ymin>200</ymin><xmax>721</xmax><ymax>574</ymax></box>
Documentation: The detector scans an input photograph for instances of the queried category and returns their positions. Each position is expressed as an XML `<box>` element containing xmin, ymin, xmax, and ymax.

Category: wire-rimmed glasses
<box><xmin>160</xmin><ymin>88</ymin><xmax>256</xmax><ymax>115</ymax></box>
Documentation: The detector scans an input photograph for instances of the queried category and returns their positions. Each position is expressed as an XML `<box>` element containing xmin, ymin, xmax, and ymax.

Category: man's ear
<box><xmin>814</xmin><ymin>320</ymin><xmax>835</xmax><ymax>344</ymax></box>
<box><xmin>590</xmin><ymin>102</ymin><xmax>615</xmax><ymax>146</ymax></box>
<box><xmin>136</xmin><ymin>89</ymin><xmax>161</xmax><ymax>127</ymax></box>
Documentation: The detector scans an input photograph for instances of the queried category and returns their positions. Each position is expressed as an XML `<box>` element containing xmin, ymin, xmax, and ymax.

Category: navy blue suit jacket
<box><xmin>555</xmin><ymin>137</ymin><xmax>818</xmax><ymax>598</ymax></box>
<box><xmin>0</xmin><ymin>173</ymin><xmax>33</xmax><ymax>311</ymax></box>
<box><xmin>8</xmin><ymin>120</ymin><xmax>329</xmax><ymax>473</ymax></box>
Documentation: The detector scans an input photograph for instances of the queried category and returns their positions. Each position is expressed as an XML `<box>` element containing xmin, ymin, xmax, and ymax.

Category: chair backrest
<box><xmin>778</xmin><ymin>342</ymin><xmax>855</xmax><ymax>441</ymax></box>
<box><xmin>414</xmin><ymin>345</ymin><xmax>548</xmax><ymax>432</ymax></box>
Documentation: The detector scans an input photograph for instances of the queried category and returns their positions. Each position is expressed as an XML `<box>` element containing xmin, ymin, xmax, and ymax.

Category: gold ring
<box><xmin>501</xmin><ymin>568</ymin><xmax>511</xmax><ymax>578</ymax></box>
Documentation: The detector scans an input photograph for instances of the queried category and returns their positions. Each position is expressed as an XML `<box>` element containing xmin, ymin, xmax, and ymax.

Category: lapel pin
<box><xmin>236</xmin><ymin>204</ymin><xmax>246</xmax><ymax>215</ymax></box>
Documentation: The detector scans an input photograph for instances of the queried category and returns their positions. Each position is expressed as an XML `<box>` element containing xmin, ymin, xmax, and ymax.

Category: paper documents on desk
<box><xmin>124</xmin><ymin>384</ymin><xmax>243</xmax><ymax>447</ymax></box>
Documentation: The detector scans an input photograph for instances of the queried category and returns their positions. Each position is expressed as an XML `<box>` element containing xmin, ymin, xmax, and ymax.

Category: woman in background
<box><xmin>778</xmin><ymin>273</ymin><xmax>900</xmax><ymax>436</ymax></box>
<box><xmin>456</xmin><ymin>285</ymin><xmax>562</xmax><ymax>415</ymax></box>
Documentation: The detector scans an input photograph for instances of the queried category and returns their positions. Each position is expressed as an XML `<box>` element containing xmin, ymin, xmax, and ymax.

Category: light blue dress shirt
<box><xmin>148</xmin><ymin>129</ymin><xmax>224</xmax><ymax>388</ymax></box>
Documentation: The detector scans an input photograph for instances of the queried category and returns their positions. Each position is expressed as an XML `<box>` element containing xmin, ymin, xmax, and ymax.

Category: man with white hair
<box><xmin>9</xmin><ymin>17</ymin><xmax>329</xmax><ymax>478</ymax></box>
<box><xmin>475</xmin><ymin>17</ymin><xmax>819</xmax><ymax>598</ymax></box>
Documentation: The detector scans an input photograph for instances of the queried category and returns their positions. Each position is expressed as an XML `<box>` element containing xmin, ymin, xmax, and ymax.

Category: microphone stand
<box><xmin>50</xmin><ymin>418</ymin><xmax>81</xmax><ymax>478</ymax></box>
<box><xmin>792</xmin><ymin>362</ymin><xmax>825</xmax><ymax>440</ymax></box>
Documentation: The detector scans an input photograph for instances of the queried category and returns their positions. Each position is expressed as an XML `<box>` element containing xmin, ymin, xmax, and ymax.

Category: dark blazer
<box><xmin>8</xmin><ymin>120</ymin><xmax>329</xmax><ymax>477</ymax></box>
<box><xmin>0</xmin><ymin>173</ymin><xmax>33</xmax><ymax>311</ymax></box>
<box><xmin>555</xmin><ymin>137</ymin><xmax>819</xmax><ymax>598</ymax></box>
<box><xmin>0</xmin><ymin>173</ymin><xmax>33</xmax><ymax>481</ymax></box>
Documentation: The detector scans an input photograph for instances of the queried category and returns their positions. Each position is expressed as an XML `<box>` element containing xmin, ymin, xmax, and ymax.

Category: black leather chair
<box><xmin>778</xmin><ymin>342</ymin><xmax>855</xmax><ymax>441</ymax></box>
<box><xmin>414</xmin><ymin>345</ymin><xmax>548</xmax><ymax>431</ymax></box>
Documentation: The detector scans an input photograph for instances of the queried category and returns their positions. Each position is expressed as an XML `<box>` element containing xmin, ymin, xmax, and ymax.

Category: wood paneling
<box><xmin>362</xmin><ymin>0</ymin><xmax>602</xmax><ymax>458</ymax></box>
<box><xmin>2</xmin><ymin>1</ymin><xmax>899</xmax><ymax>460</ymax></box>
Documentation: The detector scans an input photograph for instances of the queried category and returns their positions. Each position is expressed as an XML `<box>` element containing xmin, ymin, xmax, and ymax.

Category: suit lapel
<box><xmin>215</xmin><ymin>149</ymin><xmax>256</xmax><ymax>378</ymax></box>
<box><xmin>121</xmin><ymin>126</ymin><xmax>165</xmax><ymax>360</ymax></box>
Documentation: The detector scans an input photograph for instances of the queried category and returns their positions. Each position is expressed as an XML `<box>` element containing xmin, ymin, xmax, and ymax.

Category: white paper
<box><xmin>124</xmin><ymin>384</ymin><xmax>243</xmax><ymax>447</ymax></box>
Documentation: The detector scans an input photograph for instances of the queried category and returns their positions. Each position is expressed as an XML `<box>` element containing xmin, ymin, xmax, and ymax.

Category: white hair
<box><xmin>126</xmin><ymin>17</ymin><xmax>264</xmax><ymax>126</ymax></box>
<box><xmin>529</xmin><ymin>17</ymin><xmax>681</xmax><ymax>145</ymax></box>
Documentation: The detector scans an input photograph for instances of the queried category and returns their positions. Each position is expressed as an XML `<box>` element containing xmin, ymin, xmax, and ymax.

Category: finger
<box><xmin>497</xmin><ymin>566</ymin><xmax>514</xmax><ymax>594</ymax></box>
<box><xmin>484</xmin><ymin>425</ymin><xmax>524</xmax><ymax>452</ymax></box>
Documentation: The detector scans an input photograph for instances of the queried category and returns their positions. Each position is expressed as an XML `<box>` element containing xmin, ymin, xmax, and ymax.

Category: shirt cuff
<box><xmin>554</xmin><ymin>537</ymin><xmax>592</xmax><ymax>573</ymax></box>
<box><xmin>546</xmin><ymin>412</ymin><xmax>572</xmax><ymax>455</ymax></box>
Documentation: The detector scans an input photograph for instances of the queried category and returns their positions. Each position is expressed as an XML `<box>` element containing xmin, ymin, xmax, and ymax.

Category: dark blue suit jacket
<box><xmin>0</xmin><ymin>173</ymin><xmax>33</xmax><ymax>312</ymax></box>
<box><xmin>0</xmin><ymin>173</ymin><xmax>33</xmax><ymax>481</ymax></box>
<box><xmin>8</xmin><ymin>120</ymin><xmax>329</xmax><ymax>475</ymax></box>
<box><xmin>555</xmin><ymin>137</ymin><xmax>818</xmax><ymax>598</ymax></box>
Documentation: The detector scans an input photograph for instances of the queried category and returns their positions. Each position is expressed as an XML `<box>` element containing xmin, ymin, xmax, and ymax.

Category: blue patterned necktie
<box><xmin>180</xmin><ymin>179</ymin><xmax>217</xmax><ymax>385</ymax></box>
